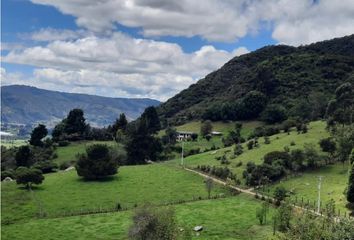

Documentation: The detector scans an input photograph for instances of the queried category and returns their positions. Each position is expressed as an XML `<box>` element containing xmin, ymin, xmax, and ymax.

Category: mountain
<box><xmin>1</xmin><ymin>85</ymin><xmax>160</xmax><ymax>127</ymax></box>
<box><xmin>158</xmin><ymin>34</ymin><xmax>354</xmax><ymax>125</ymax></box>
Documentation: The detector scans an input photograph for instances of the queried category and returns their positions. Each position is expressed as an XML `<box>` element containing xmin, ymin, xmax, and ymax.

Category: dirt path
<box><xmin>184</xmin><ymin>167</ymin><xmax>330</xmax><ymax>219</ymax></box>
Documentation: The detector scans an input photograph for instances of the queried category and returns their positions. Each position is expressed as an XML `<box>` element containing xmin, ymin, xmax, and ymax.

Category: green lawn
<box><xmin>265</xmin><ymin>163</ymin><xmax>350</xmax><ymax>214</ymax></box>
<box><xmin>1</xmin><ymin>194</ymin><xmax>274</xmax><ymax>240</ymax></box>
<box><xmin>54</xmin><ymin>141</ymin><xmax>118</xmax><ymax>165</ymax></box>
<box><xmin>1</xmin><ymin>163</ymin><xmax>229</xmax><ymax>223</ymax></box>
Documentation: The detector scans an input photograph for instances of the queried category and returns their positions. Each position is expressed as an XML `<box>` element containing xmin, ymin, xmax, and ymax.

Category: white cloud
<box><xmin>30</xmin><ymin>0</ymin><xmax>354</xmax><ymax>45</ymax></box>
<box><xmin>28</xmin><ymin>28</ymin><xmax>90</xmax><ymax>42</ymax></box>
<box><xmin>2</xmin><ymin>33</ymin><xmax>249</xmax><ymax>100</ymax></box>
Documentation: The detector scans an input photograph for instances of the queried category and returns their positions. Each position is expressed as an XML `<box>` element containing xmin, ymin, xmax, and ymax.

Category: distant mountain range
<box><xmin>1</xmin><ymin>85</ymin><xmax>160</xmax><ymax>127</ymax></box>
<box><xmin>158</xmin><ymin>34</ymin><xmax>354</xmax><ymax>124</ymax></box>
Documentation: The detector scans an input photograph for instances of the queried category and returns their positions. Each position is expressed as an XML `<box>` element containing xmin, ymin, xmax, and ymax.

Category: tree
<box><xmin>347</xmin><ymin>163</ymin><xmax>354</xmax><ymax>205</ymax></box>
<box><xmin>29</xmin><ymin>124</ymin><xmax>48</xmax><ymax>147</ymax></box>
<box><xmin>76</xmin><ymin>144</ymin><xmax>119</xmax><ymax>180</ymax></box>
<box><xmin>334</xmin><ymin>126</ymin><xmax>354</xmax><ymax>166</ymax></box>
<box><xmin>141</xmin><ymin>106</ymin><xmax>161</xmax><ymax>134</ymax></box>
<box><xmin>15</xmin><ymin>167</ymin><xmax>44</xmax><ymax>189</ymax></box>
<box><xmin>112</xmin><ymin>113</ymin><xmax>128</xmax><ymax>135</ymax></box>
<box><xmin>319</xmin><ymin>137</ymin><xmax>336</xmax><ymax>161</ymax></box>
<box><xmin>261</xmin><ymin>104</ymin><xmax>287</xmax><ymax>124</ymax></box>
<box><xmin>205</xmin><ymin>177</ymin><xmax>213</xmax><ymax>199</ymax></box>
<box><xmin>274</xmin><ymin>186</ymin><xmax>287</xmax><ymax>205</ymax></box>
<box><xmin>304</xmin><ymin>144</ymin><xmax>321</xmax><ymax>169</ymax></box>
<box><xmin>15</xmin><ymin>145</ymin><xmax>33</xmax><ymax>167</ymax></box>
<box><xmin>326</xmin><ymin>82</ymin><xmax>354</xmax><ymax>125</ymax></box>
<box><xmin>200</xmin><ymin>120</ymin><xmax>213</xmax><ymax>137</ymax></box>
<box><xmin>128</xmin><ymin>206</ymin><xmax>178</xmax><ymax>240</ymax></box>
<box><xmin>256</xmin><ymin>202</ymin><xmax>269</xmax><ymax>225</ymax></box>
<box><xmin>65</xmin><ymin>108</ymin><xmax>87</xmax><ymax>135</ymax></box>
<box><xmin>205</xmin><ymin>134</ymin><xmax>212</xmax><ymax>141</ymax></box>
<box><xmin>276</xmin><ymin>202</ymin><xmax>292</xmax><ymax>232</ymax></box>
<box><xmin>164</xmin><ymin>126</ymin><xmax>178</xmax><ymax>145</ymax></box>
<box><xmin>125</xmin><ymin>120</ymin><xmax>162</xmax><ymax>165</ymax></box>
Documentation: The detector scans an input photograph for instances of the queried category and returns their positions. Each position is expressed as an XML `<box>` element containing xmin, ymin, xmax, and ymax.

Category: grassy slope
<box><xmin>1</xmin><ymin>164</ymin><xmax>228</xmax><ymax>223</ymax></box>
<box><xmin>54</xmin><ymin>141</ymin><xmax>117</xmax><ymax>165</ymax></box>
<box><xmin>267</xmin><ymin>163</ymin><xmax>349</xmax><ymax>213</ymax></box>
<box><xmin>177</xmin><ymin>121</ymin><xmax>329</xmax><ymax>179</ymax></box>
<box><xmin>1</xmin><ymin>194</ymin><xmax>274</xmax><ymax>240</ymax></box>
<box><xmin>169</xmin><ymin>121</ymin><xmax>349</xmax><ymax>212</ymax></box>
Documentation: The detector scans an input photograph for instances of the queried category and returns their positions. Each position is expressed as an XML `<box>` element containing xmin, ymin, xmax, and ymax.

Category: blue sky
<box><xmin>1</xmin><ymin>0</ymin><xmax>354</xmax><ymax>100</ymax></box>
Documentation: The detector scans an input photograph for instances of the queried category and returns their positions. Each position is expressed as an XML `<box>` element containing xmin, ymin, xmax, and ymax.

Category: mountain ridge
<box><xmin>1</xmin><ymin>85</ymin><xmax>160</xmax><ymax>127</ymax></box>
<box><xmin>157</xmin><ymin>34</ymin><xmax>354</xmax><ymax>125</ymax></box>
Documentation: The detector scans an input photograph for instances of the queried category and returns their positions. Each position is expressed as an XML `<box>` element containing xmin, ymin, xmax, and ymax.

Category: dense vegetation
<box><xmin>158</xmin><ymin>35</ymin><xmax>354</xmax><ymax>125</ymax></box>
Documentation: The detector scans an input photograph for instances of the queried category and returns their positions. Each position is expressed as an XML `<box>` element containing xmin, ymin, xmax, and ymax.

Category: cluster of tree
<box><xmin>243</xmin><ymin>145</ymin><xmax>322</xmax><ymax>186</ymax></box>
<box><xmin>222</xmin><ymin>123</ymin><xmax>244</xmax><ymax>147</ymax></box>
<box><xmin>202</xmin><ymin>91</ymin><xmax>267</xmax><ymax>121</ymax></box>
<box><xmin>196</xmin><ymin>165</ymin><xmax>236</xmax><ymax>181</ymax></box>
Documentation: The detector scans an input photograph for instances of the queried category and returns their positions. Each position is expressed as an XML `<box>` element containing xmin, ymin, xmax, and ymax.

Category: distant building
<box><xmin>176</xmin><ymin>131</ymin><xmax>195</xmax><ymax>141</ymax></box>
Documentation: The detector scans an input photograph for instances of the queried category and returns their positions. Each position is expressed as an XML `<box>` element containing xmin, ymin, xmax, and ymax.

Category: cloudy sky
<box><xmin>2</xmin><ymin>0</ymin><xmax>354</xmax><ymax>101</ymax></box>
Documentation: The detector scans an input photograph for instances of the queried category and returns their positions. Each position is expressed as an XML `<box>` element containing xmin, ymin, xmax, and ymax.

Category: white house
<box><xmin>176</xmin><ymin>131</ymin><xmax>195</xmax><ymax>141</ymax></box>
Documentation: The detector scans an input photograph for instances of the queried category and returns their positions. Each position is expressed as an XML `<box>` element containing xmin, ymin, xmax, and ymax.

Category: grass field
<box><xmin>0</xmin><ymin>139</ymin><xmax>28</xmax><ymax>148</ymax></box>
<box><xmin>266</xmin><ymin>163</ymin><xmax>350</xmax><ymax>214</ymax></box>
<box><xmin>1</xmin><ymin>163</ymin><xmax>230</xmax><ymax>223</ymax></box>
<box><xmin>54</xmin><ymin>141</ymin><xmax>118</xmax><ymax>165</ymax></box>
<box><xmin>1</xmin><ymin>194</ymin><xmax>274</xmax><ymax>240</ymax></box>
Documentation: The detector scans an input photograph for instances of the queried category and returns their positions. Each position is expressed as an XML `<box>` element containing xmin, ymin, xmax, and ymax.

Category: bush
<box><xmin>58</xmin><ymin>141</ymin><xmax>70</xmax><ymax>147</ymax></box>
<box><xmin>1</xmin><ymin>169</ymin><xmax>15</xmax><ymax>181</ymax></box>
<box><xmin>33</xmin><ymin>161</ymin><xmax>58</xmax><ymax>173</ymax></box>
<box><xmin>15</xmin><ymin>167</ymin><xmax>44</xmax><ymax>189</ymax></box>
<box><xmin>247</xmin><ymin>140</ymin><xmax>254</xmax><ymax>150</ymax></box>
<box><xmin>59</xmin><ymin>162</ymin><xmax>71</xmax><ymax>170</ymax></box>
<box><xmin>128</xmin><ymin>206</ymin><xmax>177</xmax><ymax>240</ymax></box>
<box><xmin>75</xmin><ymin>144</ymin><xmax>119</xmax><ymax>180</ymax></box>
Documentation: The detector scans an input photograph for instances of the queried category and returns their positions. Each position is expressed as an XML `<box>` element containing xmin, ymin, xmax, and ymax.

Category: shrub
<box><xmin>15</xmin><ymin>167</ymin><xmax>44</xmax><ymax>189</ymax></box>
<box><xmin>76</xmin><ymin>144</ymin><xmax>119</xmax><ymax>180</ymax></box>
<box><xmin>128</xmin><ymin>206</ymin><xmax>177</xmax><ymax>240</ymax></box>
<box><xmin>1</xmin><ymin>169</ymin><xmax>15</xmax><ymax>181</ymax></box>
<box><xmin>264</xmin><ymin>136</ymin><xmax>270</xmax><ymax>144</ymax></box>
<box><xmin>33</xmin><ymin>161</ymin><xmax>58</xmax><ymax>173</ymax></box>
<box><xmin>59</xmin><ymin>162</ymin><xmax>71</xmax><ymax>170</ymax></box>
<box><xmin>247</xmin><ymin>140</ymin><xmax>254</xmax><ymax>150</ymax></box>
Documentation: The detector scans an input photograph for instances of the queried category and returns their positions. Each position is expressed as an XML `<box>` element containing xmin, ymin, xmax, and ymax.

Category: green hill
<box><xmin>158</xmin><ymin>35</ymin><xmax>354</xmax><ymax>125</ymax></box>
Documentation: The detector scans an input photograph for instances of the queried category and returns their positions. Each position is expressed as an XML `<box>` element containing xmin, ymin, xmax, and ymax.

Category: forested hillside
<box><xmin>158</xmin><ymin>35</ymin><xmax>354</xmax><ymax>125</ymax></box>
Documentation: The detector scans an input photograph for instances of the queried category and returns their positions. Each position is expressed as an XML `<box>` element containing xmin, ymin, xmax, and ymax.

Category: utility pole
<box><xmin>317</xmin><ymin>176</ymin><xmax>322</xmax><ymax>213</ymax></box>
<box><xmin>181</xmin><ymin>140</ymin><xmax>184</xmax><ymax>167</ymax></box>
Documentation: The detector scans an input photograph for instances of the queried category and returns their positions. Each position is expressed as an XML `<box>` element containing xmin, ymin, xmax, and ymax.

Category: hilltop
<box><xmin>1</xmin><ymin>85</ymin><xmax>160</xmax><ymax>127</ymax></box>
<box><xmin>158</xmin><ymin>34</ymin><xmax>354</xmax><ymax>125</ymax></box>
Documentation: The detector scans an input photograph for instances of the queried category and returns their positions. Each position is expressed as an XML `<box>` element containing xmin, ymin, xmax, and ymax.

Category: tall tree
<box><xmin>112</xmin><ymin>113</ymin><xmax>128</xmax><ymax>134</ymax></box>
<box><xmin>29</xmin><ymin>124</ymin><xmax>48</xmax><ymax>147</ymax></box>
<box><xmin>125</xmin><ymin>120</ymin><xmax>162</xmax><ymax>165</ymax></box>
<box><xmin>65</xmin><ymin>109</ymin><xmax>87</xmax><ymax>134</ymax></box>
<box><xmin>141</xmin><ymin>106</ymin><xmax>161</xmax><ymax>134</ymax></box>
